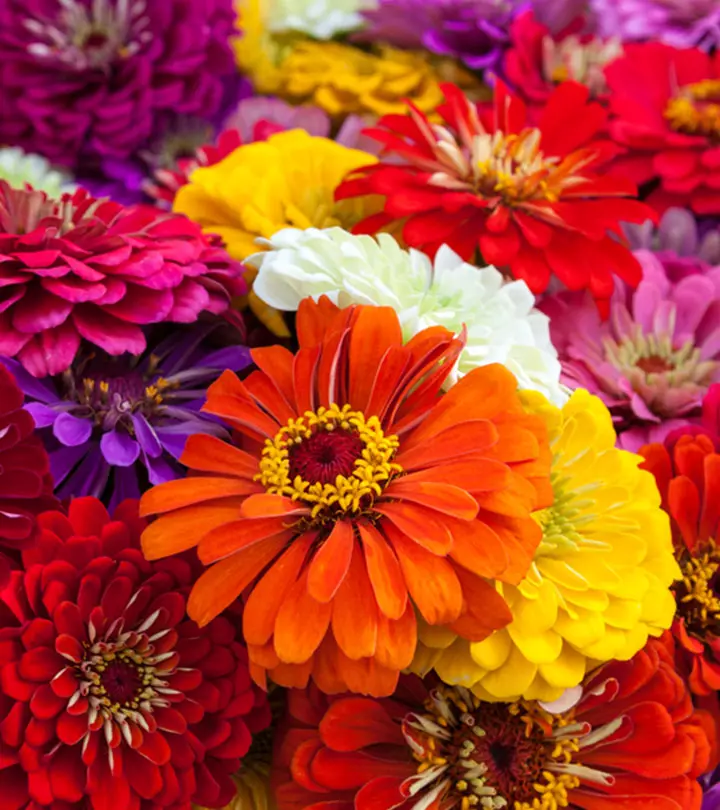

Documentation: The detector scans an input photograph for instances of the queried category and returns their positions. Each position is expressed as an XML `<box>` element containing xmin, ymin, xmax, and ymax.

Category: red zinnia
<box><xmin>641</xmin><ymin>432</ymin><xmax>720</xmax><ymax>700</ymax></box>
<box><xmin>0</xmin><ymin>497</ymin><xmax>270</xmax><ymax>810</ymax></box>
<box><xmin>273</xmin><ymin>639</ymin><xmax>710</xmax><ymax>810</ymax></box>
<box><xmin>141</xmin><ymin>298</ymin><xmax>551</xmax><ymax>697</ymax></box>
<box><xmin>0</xmin><ymin>363</ymin><xmax>56</xmax><ymax>584</ymax></box>
<box><xmin>605</xmin><ymin>43</ymin><xmax>720</xmax><ymax>215</ymax></box>
<box><xmin>335</xmin><ymin>80</ymin><xmax>653</xmax><ymax>315</ymax></box>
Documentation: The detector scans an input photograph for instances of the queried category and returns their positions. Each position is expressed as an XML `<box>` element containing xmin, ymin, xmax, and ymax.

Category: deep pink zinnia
<box><xmin>0</xmin><ymin>497</ymin><xmax>271</xmax><ymax>810</ymax></box>
<box><xmin>0</xmin><ymin>181</ymin><xmax>245</xmax><ymax>377</ymax></box>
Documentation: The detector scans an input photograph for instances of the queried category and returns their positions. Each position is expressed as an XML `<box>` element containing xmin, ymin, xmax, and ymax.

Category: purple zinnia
<box><xmin>703</xmin><ymin>767</ymin><xmax>720</xmax><ymax>810</ymax></box>
<box><xmin>0</xmin><ymin>0</ymin><xmax>237</xmax><ymax>169</ymax></box>
<box><xmin>541</xmin><ymin>250</ymin><xmax>720</xmax><ymax>450</ymax></box>
<box><xmin>358</xmin><ymin>0</ymin><xmax>528</xmax><ymax>72</ymax></box>
<box><xmin>0</xmin><ymin>323</ymin><xmax>251</xmax><ymax>509</ymax></box>
<box><xmin>589</xmin><ymin>0</ymin><xmax>720</xmax><ymax>50</ymax></box>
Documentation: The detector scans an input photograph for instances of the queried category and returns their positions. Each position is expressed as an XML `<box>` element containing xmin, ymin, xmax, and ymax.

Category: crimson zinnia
<box><xmin>272</xmin><ymin>639</ymin><xmax>710</xmax><ymax>810</ymax></box>
<box><xmin>336</xmin><ymin>80</ymin><xmax>653</xmax><ymax>315</ymax></box>
<box><xmin>0</xmin><ymin>497</ymin><xmax>270</xmax><ymax>810</ymax></box>
<box><xmin>641</xmin><ymin>431</ymin><xmax>720</xmax><ymax>703</ymax></box>
<box><xmin>0</xmin><ymin>181</ymin><xmax>245</xmax><ymax>377</ymax></box>
<box><xmin>0</xmin><ymin>363</ymin><xmax>56</xmax><ymax>583</ymax></box>
<box><xmin>141</xmin><ymin>298</ymin><xmax>552</xmax><ymax>697</ymax></box>
<box><xmin>605</xmin><ymin>43</ymin><xmax>720</xmax><ymax>216</ymax></box>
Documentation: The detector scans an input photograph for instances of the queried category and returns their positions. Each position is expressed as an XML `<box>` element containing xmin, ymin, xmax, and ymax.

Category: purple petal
<box><xmin>53</xmin><ymin>412</ymin><xmax>93</xmax><ymax>447</ymax></box>
<box><xmin>200</xmin><ymin>345</ymin><xmax>253</xmax><ymax>372</ymax></box>
<box><xmin>144</xmin><ymin>451</ymin><xmax>180</xmax><ymax>485</ymax></box>
<box><xmin>25</xmin><ymin>402</ymin><xmax>61</xmax><ymax>428</ymax></box>
<box><xmin>49</xmin><ymin>444</ymin><xmax>90</xmax><ymax>487</ymax></box>
<box><xmin>100</xmin><ymin>429</ymin><xmax>141</xmax><ymax>467</ymax></box>
<box><xmin>0</xmin><ymin>356</ymin><xmax>58</xmax><ymax>403</ymax></box>
<box><xmin>130</xmin><ymin>413</ymin><xmax>163</xmax><ymax>459</ymax></box>
<box><xmin>57</xmin><ymin>446</ymin><xmax>110</xmax><ymax>501</ymax></box>
<box><xmin>108</xmin><ymin>466</ymin><xmax>141</xmax><ymax>513</ymax></box>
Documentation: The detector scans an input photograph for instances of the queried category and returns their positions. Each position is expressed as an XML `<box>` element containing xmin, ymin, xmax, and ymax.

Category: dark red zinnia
<box><xmin>0</xmin><ymin>363</ymin><xmax>56</xmax><ymax>584</ymax></box>
<box><xmin>0</xmin><ymin>497</ymin><xmax>270</xmax><ymax>810</ymax></box>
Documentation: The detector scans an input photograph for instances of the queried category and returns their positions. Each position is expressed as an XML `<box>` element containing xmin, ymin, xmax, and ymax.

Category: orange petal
<box><xmin>348</xmin><ymin>307</ymin><xmax>402</xmax><ymax>412</ymax></box>
<box><xmin>375</xmin><ymin>601</ymin><xmax>417</xmax><ymax>671</ymax></box>
<box><xmin>386</xmin><ymin>524</ymin><xmax>463</xmax><ymax>625</ymax></box>
<box><xmin>205</xmin><ymin>367</ymin><xmax>248</xmax><ymax>400</ymax></box>
<box><xmin>188</xmin><ymin>533</ymin><xmax>288</xmax><ymax>626</ymax></box>
<box><xmin>482</xmin><ymin>512</ymin><xmax>541</xmax><ymax>584</ymax></box>
<box><xmin>334</xmin><ymin>647</ymin><xmax>400</xmax><ymax>697</ymax></box>
<box><xmin>384</xmin><ymin>480</ymin><xmax>478</xmax><ymax>521</ymax></box>
<box><xmin>241</xmin><ymin>493</ymin><xmax>310</xmax><ymax>519</ymax></box>
<box><xmin>274</xmin><ymin>570</ymin><xmax>333</xmax><ymax>664</ymax></box>
<box><xmin>316</xmin><ymin>324</ymin><xmax>350</xmax><ymax>407</ymax></box>
<box><xmin>483</xmin><ymin>422</ymin><xmax>541</xmax><ymax>463</ymax></box>
<box><xmin>243</xmin><ymin>369</ymin><xmax>298</xmax><ymax>425</ymax></box>
<box><xmin>140</xmin><ymin>496</ymin><xmax>246</xmax><ymax>560</ymax></box>
<box><xmin>180</xmin><ymin>434</ymin><xmax>259</xmax><ymax>479</ymax></box>
<box><xmin>307</xmin><ymin>521</ymin><xmax>354</xmax><ymax>603</ymax></box>
<box><xmin>396</xmin><ymin>459</ymin><xmax>511</xmax><ymax>493</ymax></box>
<box><xmin>375</xmin><ymin>502</ymin><xmax>453</xmax><ymax>555</ymax></box>
<box><xmin>243</xmin><ymin>533</ymin><xmax>316</xmax><ymax>647</ymax></box>
<box><xmin>396</xmin><ymin>420</ymin><xmax>499</xmax><ymax>470</ymax></box>
<box><xmin>447</xmin><ymin>517</ymin><xmax>510</xmax><ymax>580</ymax></box>
<box><xmin>332</xmin><ymin>541</ymin><xmax>378</xmax><ymax>660</ymax></box>
<box><xmin>266</xmin><ymin>658</ymin><xmax>314</xmax><ymax>690</ymax></box>
<box><xmin>198</xmin><ymin>518</ymin><xmax>294</xmax><ymax>564</ymax></box>
<box><xmin>251</xmin><ymin>344</ymin><xmax>297</xmax><ymax>408</ymax></box>
<box><xmin>701</xmin><ymin>454</ymin><xmax>720</xmax><ymax>541</ymax></box>
<box><xmin>201</xmin><ymin>393</ymin><xmax>280</xmax><ymax>439</ymax></box>
<box><xmin>669</xmin><ymin>475</ymin><xmax>701</xmax><ymax>551</ymax></box>
<box><xmin>293</xmin><ymin>345</ymin><xmax>321</xmax><ymax>414</ymax></box>
<box><xmin>296</xmin><ymin>296</ymin><xmax>348</xmax><ymax>348</ymax></box>
<box><xmin>474</xmin><ymin>471</ymin><xmax>538</xmax><ymax>516</ymax></box>
<box><xmin>365</xmin><ymin>346</ymin><xmax>412</xmax><ymax>422</ymax></box>
<box><xmin>449</xmin><ymin>567</ymin><xmax>512</xmax><ymax>642</ymax></box>
<box><xmin>248</xmin><ymin>640</ymin><xmax>281</xmax><ymax>669</ymax></box>
<box><xmin>139</xmin><ymin>476</ymin><xmax>259</xmax><ymax>517</ymax></box>
<box><xmin>311</xmin><ymin>635</ymin><xmax>352</xmax><ymax>696</ymax></box>
<box><xmin>357</xmin><ymin>522</ymin><xmax>408</xmax><ymax>620</ymax></box>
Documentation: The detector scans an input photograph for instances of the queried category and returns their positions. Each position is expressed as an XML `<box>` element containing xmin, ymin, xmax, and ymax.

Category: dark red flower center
<box><xmin>636</xmin><ymin>355</ymin><xmax>674</xmax><ymax>374</ymax></box>
<box><xmin>102</xmin><ymin>658</ymin><xmax>143</xmax><ymax>705</ymax></box>
<box><xmin>288</xmin><ymin>429</ymin><xmax>365</xmax><ymax>485</ymax></box>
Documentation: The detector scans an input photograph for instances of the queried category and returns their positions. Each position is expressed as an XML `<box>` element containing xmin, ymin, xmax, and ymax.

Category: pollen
<box><xmin>256</xmin><ymin>403</ymin><xmax>402</xmax><ymax>521</ymax></box>
<box><xmin>676</xmin><ymin>543</ymin><xmax>720</xmax><ymax>630</ymax></box>
<box><xmin>665</xmin><ymin>80</ymin><xmax>720</xmax><ymax>138</ymax></box>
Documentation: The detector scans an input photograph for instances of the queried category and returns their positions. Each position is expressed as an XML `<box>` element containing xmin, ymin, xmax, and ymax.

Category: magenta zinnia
<box><xmin>0</xmin><ymin>182</ymin><xmax>245</xmax><ymax>377</ymax></box>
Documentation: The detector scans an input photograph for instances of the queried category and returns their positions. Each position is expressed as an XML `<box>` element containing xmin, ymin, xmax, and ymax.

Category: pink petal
<box><xmin>17</xmin><ymin>321</ymin><xmax>81</xmax><ymax>377</ymax></box>
<box><xmin>11</xmin><ymin>288</ymin><xmax>72</xmax><ymax>332</ymax></box>
<box><xmin>72</xmin><ymin>307</ymin><xmax>146</xmax><ymax>356</ymax></box>
<box><xmin>104</xmin><ymin>286</ymin><xmax>174</xmax><ymax>323</ymax></box>
<box><xmin>41</xmin><ymin>277</ymin><xmax>108</xmax><ymax>303</ymax></box>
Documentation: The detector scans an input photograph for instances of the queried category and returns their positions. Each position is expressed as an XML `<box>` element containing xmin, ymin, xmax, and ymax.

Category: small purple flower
<box><xmin>1</xmin><ymin>323</ymin><xmax>251</xmax><ymax>510</ymax></box>
<box><xmin>541</xmin><ymin>250</ymin><xmax>720</xmax><ymax>450</ymax></box>
<box><xmin>625</xmin><ymin>207</ymin><xmax>720</xmax><ymax>267</ymax></box>
<box><xmin>358</xmin><ymin>0</ymin><xmax>528</xmax><ymax>73</ymax></box>
<box><xmin>589</xmin><ymin>0</ymin><xmax>720</xmax><ymax>50</ymax></box>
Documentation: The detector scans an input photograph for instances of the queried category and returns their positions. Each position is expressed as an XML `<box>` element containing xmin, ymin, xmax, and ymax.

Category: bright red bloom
<box><xmin>605</xmin><ymin>43</ymin><xmax>720</xmax><ymax>216</ymax></box>
<box><xmin>0</xmin><ymin>182</ymin><xmax>245</xmax><ymax>377</ymax></box>
<box><xmin>336</xmin><ymin>81</ymin><xmax>653</xmax><ymax>316</ymax></box>
<box><xmin>0</xmin><ymin>497</ymin><xmax>270</xmax><ymax>810</ymax></box>
<box><xmin>0</xmin><ymin>363</ymin><xmax>56</xmax><ymax>584</ymax></box>
<box><xmin>141</xmin><ymin>298</ymin><xmax>551</xmax><ymax>697</ymax></box>
<box><xmin>641</xmin><ymin>433</ymin><xmax>720</xmax><ymax>700</ymax></box>
<box><xmin>273</xmin><ymin>639</ymin><xmax>710</xmax><ymax>810</ymax></box>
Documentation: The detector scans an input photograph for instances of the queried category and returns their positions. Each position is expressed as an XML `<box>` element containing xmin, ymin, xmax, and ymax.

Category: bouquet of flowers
<box><xmin>2</xmin><ymin>2</ymin><xmax>720</xmax><ymax>809</ymax></box>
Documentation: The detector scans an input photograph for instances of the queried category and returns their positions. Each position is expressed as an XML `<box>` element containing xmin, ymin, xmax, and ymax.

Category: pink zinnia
<box><xmin>542</xmin><ymin>249</ymin><xmax>720</xmax><ymax>449</ymax></box>
<box><xmin>0</xmin><ymin>182</ymin><xmax>245</xmax><ymax>377</ymax></box>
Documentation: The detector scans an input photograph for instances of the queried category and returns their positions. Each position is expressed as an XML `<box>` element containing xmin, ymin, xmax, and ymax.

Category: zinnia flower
<box><xmin>248</xmin><ymin>226</ymin><xmax>566</xmax><ymax>403</ymax></box>
<box><xmin>0</xmin><ymin>363</ymin><xmax>57</xmax><ymax>583</ymax></box>
<box><xmin>412</xmin><ymin>389</ymin><xmax>679</xmax><ymax>702</ymax></box>
<box><xmin>503</xmin><ymin>11</ymin><xmax>622</xmax><ymax>108</ymax></box>
<box><xmin>0</xmin><ymin>0</ymin><xmax>237</xmax><ymax>168</ymax></box>
<box><xmin>272</xmin><ymin>644</ymin><xmax>710</xmax><ymax>810</ymax></box>
<box><xmin>626</xmin><ymin>207</ymin><xmax>720</xmax><ymax>267</ymax></box>
<box><xmin>140</xmin><ymin>298</ymin><xmax>552</xmax><ymax>697</ymax></box>
<box><xmin>262</xmin><ymin>0</ymin><xmax>371</xmax><ymax>38</ymax></box>
<box><xmin>542</xmin><ymin>249</ymin><xmax>720</xmax><ymax>450</ymax></box>
<box><xmin>336</xmin><ymin>81</ymin><xmax>654</xmax><ymax>315</ymax></box>
<box><xmin>590</xmin><ymin>0</ymin><xmax>720</xmax><ymax>50</ymax></box>
<box><xmin>0</xmin><ymin>182</ymin><xmax>245</xmax><ymax>377</ymax></box>
<box><xmin>0</xmin><ymin>147</ymin><xmax>72</xmax><ymax>197</ymax></box>
<box><xmin>1</xmin><ymin>322</ymin><xmax>251</xmax><ymax>509</ymax></box>
<box><xmin>641</xmin><ymin>431</ymin><xmax>720</xmax><ymax>703</ymax></box>
<box><xmin>173</xmin><ymin>129</ymin><xmax>378</xmax><ymax>337</ymax></box>
<box><xmin>0</xmin><ymin>496</ymin><xmax>271</xmax><ymax>810</ymax></box>
<box><xmin>605</xmin><ymin>43</ymin><xmax>720</xmax><ymax>215</ymax></box>
<box><xmin>357</xmin><ymin>0</ymin><xmax>526</xmax><ymax>73</ymax></box>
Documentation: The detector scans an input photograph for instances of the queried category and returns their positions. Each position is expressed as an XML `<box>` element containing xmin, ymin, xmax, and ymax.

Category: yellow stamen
<box><xmin>665</xmin><ymin>80</ymin><xmax>720</xmax><ymax>137</ymax></box>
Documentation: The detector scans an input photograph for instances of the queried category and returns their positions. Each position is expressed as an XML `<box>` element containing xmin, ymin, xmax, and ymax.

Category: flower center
<box><xmin>403</xmin><ymin>686</ymin><xmax>580</xmax><ymax>810</ymax></box>
<box><xmin>24</xmin><ymin>0</ymin><xmax>152</xmax><ymax>71</ymax></box>
<box><xmin>542</xmin><ymin>36</ymin><xmax>622</xmax><ymax>97</ymax></box>
<box><xmin>470</xmin><ymin>129</ymin><xmax>572</xmax><ymax>206</ymax></box>
<box><xmin>665</xmin><ymin>80</ymin><xmax>720</xmax><ymax>139</ymax></box>
<box><xmin>256</xmin><ymin>403</ymin><xmax>402</xmax><ymax>521</ymax></box>
<box><xmin>675</xmin><ymin>544</ymin><xmax>720</xmax><ymax>635</ymax></box>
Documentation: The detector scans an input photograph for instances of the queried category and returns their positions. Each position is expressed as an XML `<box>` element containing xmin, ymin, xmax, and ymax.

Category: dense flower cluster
<box><xmin>4</xmin><ymin>2</ymin><xmax>720</xmax><ymax>809</ymax></box>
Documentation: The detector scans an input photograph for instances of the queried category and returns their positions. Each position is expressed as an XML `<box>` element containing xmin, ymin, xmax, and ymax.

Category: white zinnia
<box><xmin>0</xmin><ymin>147</ymin><xmax>73</xmax><ymax>197</ymax></box>
<box><xmin>248</xmin><ymin>227</ymin><xmax>567</xmax><ymax>404</ymax></box>
<box><xmin>266</xmin><ymin>0</ymin><xmax>374</xmax><ymax>38</ymax></box>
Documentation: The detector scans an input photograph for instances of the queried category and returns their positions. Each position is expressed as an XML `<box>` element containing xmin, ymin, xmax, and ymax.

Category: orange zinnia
<box><xmin>140</xmin><ymin>298</ymin><xmax>552</xmax><ymax>696</ymax></box>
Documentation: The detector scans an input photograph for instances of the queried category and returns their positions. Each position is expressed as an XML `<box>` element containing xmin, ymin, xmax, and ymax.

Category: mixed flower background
<box><xmin>4</xmin><ymin>0</ymin><xmax>720</xmax><ymax>809</ymax></box>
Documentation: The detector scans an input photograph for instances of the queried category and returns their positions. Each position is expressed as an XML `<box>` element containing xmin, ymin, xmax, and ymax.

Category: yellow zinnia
<box><xmin>411</xmin><ymin>388</ymin><xmax>680</xmax><ymax>702</ymax></box>
<box><xmin>173</xmin><ymin>129</ymin><xmax>378</xmax><ymax>336</ymax></box>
